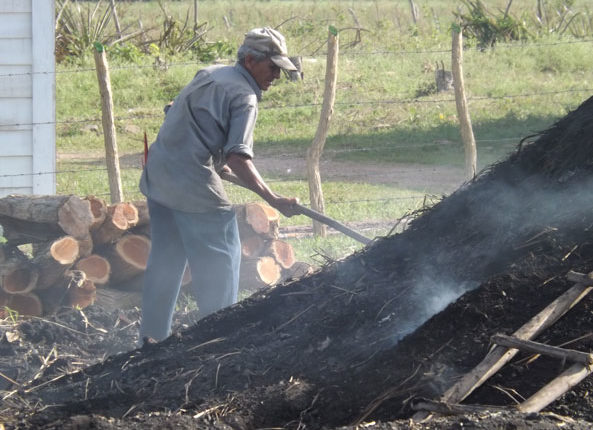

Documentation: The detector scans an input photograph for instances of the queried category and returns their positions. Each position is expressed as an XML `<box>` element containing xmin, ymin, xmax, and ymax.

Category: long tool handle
<box><xmin>295</xmin><ymin>203</ymin><xmax>372</xmax><ymax>245</ymax></box>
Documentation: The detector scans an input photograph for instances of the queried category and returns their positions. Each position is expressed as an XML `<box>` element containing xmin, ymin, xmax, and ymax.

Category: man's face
<box><xmin>244</xmin><ymin>56</ymin><xmax>281</xmax><ymax>91</ymax></box>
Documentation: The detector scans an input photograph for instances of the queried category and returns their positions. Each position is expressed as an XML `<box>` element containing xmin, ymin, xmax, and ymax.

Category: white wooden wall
<box><xmin>0</xmin><ymin>0</ymin><xmax>55</xmax><ymax>197</ymax></box>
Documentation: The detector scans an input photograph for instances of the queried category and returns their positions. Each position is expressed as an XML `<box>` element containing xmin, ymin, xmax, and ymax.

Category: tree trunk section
<box><xmin>0</xmin><ymin>194</ymin><xmax>93</xmax><ymax>244</ymax></box>
<box><xmin>75</xmin><ymin>254</ymin><xmax>111</xmax><ymax>285</ymax></box>
<box><xmin>92</xmin><ymin>202</ymin><xmax>139</xmax><ymax>246</ymax></box>
<box><xmin>264</xmin><ymin>239</ymin><xmax>295</xmax><ymax>269</ymax></box>
<box><xmin>84</xmin><ymin>195</ymin><xmax>107</xmax><ymax>231</ymax></box>
<box><xmin>104</xmin><ymin>234</ymin><xmax>151</xmax><ymax>284</ymax></box>
<box><xmin>32</xmin><ymin>236</ymin><xmax>80</xmax><ymax>290</ymax></box>
<box><xmin>1</xmin><ymin>292</ymin><xmax>43</xmax><ymax>317</ymax></box>
<box><xmin>236</xmin><ymin>203</ymin><xmax>279</xmax><ymax>239</ymax></box>
<box><xmin>240</xmin><ymin>256</ymin><xmax>282</xmax><ymax>291</ymax></box>
<box><xmin>241</xmin><ymin>235</ymin><xmax>266</xmax><ymax>259</ymax></box>
<box><xmin>307</xmin><ymin>28</ymin><xmax>339</xmax><ymax>237</ymax></box>
<box><xmin>133</xmin><ymin>199</ymin><xmax>150</xmax><ymax>227</ymax></box>
<box><xmin>1</xmin><ymin>257</ymin><xmax>38</xmax><ymax>294</ymax></box>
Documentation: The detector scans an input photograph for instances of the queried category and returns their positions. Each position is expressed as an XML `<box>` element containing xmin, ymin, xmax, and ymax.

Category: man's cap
<box><xmin>242</xmin><ymin>27</ymin><xmax>297</xmax><ymax>71</ymax></box>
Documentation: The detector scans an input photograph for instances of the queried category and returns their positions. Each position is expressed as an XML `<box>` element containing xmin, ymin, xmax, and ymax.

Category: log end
<box><xmin>50</xmin><ymin>236</ymin><xmax>80</xmax><ymax>265</ymax></box>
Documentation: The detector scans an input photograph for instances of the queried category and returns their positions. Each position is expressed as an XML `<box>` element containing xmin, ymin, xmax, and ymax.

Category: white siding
<box><xmin>0</xmin><ymin>0</ymin><xmax>55</xmax><ymax>197</ymax></box>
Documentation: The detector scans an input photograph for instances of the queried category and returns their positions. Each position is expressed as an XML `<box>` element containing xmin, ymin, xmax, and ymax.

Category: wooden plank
<box><xmin>0</xmin><ymin>12</ymin><xmax>31</xmax><ymax>38</ymax></box>
<box><xmin>0</xmin><ymin>130</ymin><xmax>32</xmax><ymax>156</ymax></box>
<box><xmin>0</xmin><ymin>39</ymin><xmax>31</xmax><ymax>65</ymax></box>
<box><xmin>0</xmin><ymin>0</ymin><xmax>31</xmax><ymax>13</ymax></box>
<box><xmin>0</xmin><ymin>72</ymin><xmax>31</xmax><ymax>98</ymax></box>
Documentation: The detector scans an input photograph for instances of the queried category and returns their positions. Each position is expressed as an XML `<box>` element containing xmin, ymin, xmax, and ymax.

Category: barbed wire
<box><xmin>1</xmin><ymin>38</ymin><xmax>592</xmax><ymax>78</ymax></box>
<box><xmin>0</xmin><ymin>134</ymin><xmax>524</xmax><ymax>180</ymax></box>
<box><xmin>1</xmin><ymin>87</ymin><xmax>590</xmax><ymax>129</ymax></box>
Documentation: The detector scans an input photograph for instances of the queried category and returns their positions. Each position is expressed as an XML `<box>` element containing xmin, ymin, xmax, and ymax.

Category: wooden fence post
<box><xmin>307</xmin><ymin>26</ymin><xmax>339</xmax><ymax>238</ymax></box>
<box><xmin>93</xmin><ymin>43</ymin><xmax>124</xmax><ymax>204</ymax></box>
<box><xmin>451</xmin><ymin>25</ymin><xmax>477</xmax><ymax>181</ymax></box>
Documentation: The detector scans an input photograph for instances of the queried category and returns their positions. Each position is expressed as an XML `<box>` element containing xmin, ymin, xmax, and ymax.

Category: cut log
<box><xmin>77</xmin><ymin>234</ymin><xmax>94</xmax><ymax>258</ymax></box>
<box><xmin>104</xmin><ymin>234</ymin><xmax>151</xmax><ymax>284</ymax></box>
<box><xmin>0</xmin><ymin>194</ymin><xmax>93</xmax><ymax>244</ymax></box>
<box><xmin>1</xmin><ymin>292</ymin><xmax>43</xmax><ymax>317</ymax></box>
<box><xmin>132</xmin><ymin>199</ymin><xmax>150</xmax><ymax>226</ymax></box>
<box><xmin>74</xmin><ymin>254</ymin><xmax>111</xmax><ymax>285</ymax></box>
<box><xmin>241</xmin><ymin>235</ymin><xmax>266</xmax><ymax>259</ymax></box>
<box><xmin>236</xmin><ymin>202</ymin><xmax>280</xmax><ymax>239</ymax></box>
<box><xmin>92</xmin><ymin>202</ymin><xmax>139</xmax><ymax>246</ymax></box>
<box><xmin>37</xmin><ymin>270</ymin><xmax>87</xmax><ymax>314</ymax></box>
<box><xmin>84</xmin><ymin>195</ymin><xmax>107</xmax><ymax>230</ymax></box>
<box><xmin>240</xmin><ymin>256</ymin><xmax>281</xmax><ymax>291</ymax></box>
<box><xmin>1</xmin><ymin>247</ymin><xmax>38</xmax><ymax>294</ymax></box>
<box><xmin>1</xmin><ymin>260</ymin><xmax>38</xmax><ymax>294</ymax></box>
<box><xmin>32</xmin><ymin>236</ymin><xmax>80</xmax><ymax>290</ymax></box>
<box><xmin>264</xmin><ymin>239</ymin><xmax>295</xmax><ymax>269</ymax></box>
<box><xmin>68</xmin><ymin>277</ymin><xmax>97</xmax><ymax>309</ymax></box>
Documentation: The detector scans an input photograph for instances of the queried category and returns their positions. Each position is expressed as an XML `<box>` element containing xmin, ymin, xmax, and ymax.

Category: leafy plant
<box><xmin>534</xmin><ymin>0</ymin><xmax>588</xmax><ymax>37</ymax></box>
<box><xmin>454</xmin><ymin>0</ymin><xmax>532</xmax><ymax>49</ymax></box>
<box><xmin>55</xmin><ymin>0</ymin><xmax>115</xmax><ymax>61</ymax></box>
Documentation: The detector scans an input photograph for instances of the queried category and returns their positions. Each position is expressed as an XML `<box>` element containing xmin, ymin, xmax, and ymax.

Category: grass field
<box><xmin>54</xmin><ymin>0</ymin><xmax>593</xmax><ymax>263</ymax></box>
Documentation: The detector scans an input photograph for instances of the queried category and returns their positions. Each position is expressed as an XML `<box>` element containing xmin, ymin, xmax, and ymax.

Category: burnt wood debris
<box><xmin>2</xmin><ymin>96</ymin><xmax>593</xmax><ymax>429</ymax></box>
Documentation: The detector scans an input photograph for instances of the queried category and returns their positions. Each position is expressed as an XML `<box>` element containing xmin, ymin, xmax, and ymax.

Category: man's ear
<box><xmin>243</xmin><ymin>54</ymin><xmax>256</xmax><ymax>72</ymax></box>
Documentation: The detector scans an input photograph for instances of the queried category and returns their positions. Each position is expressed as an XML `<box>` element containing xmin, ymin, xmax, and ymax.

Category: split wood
<box><xmin>413</xmin><ymin>269</ymin><xmax>593</xmax><ymax>422</ymax></box>
<box><xmin>518</xmin><ymin>362</ymin><xmax>593</xmax><ymax>413</ymax></box>
<box><xmin>491</xmin><ymin>333</ymin><xmax>593</xmax><ymax>365</ymax></box>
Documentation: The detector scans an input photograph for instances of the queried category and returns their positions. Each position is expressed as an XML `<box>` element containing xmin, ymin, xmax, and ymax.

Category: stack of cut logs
<box><xmin>0</xmin><ymin>195</ymin><xmax>313</xmax><ymax>318</ymax></box>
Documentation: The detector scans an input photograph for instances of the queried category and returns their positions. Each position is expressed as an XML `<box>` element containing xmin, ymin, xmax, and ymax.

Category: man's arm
<box><xmin>223</xmin><ymin>153</ymin><xmax>299</xmax><ymax>217</ymax></box>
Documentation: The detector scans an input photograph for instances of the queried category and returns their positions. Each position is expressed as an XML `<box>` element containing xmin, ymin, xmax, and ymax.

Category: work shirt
<box><xmin>140</xmin><ymin>63</ymin><xmax>261</xmax><ymax>212</ymax></box>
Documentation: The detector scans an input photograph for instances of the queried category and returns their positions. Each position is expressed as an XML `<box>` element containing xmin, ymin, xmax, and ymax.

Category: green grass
<box><xmin>54</xmin><ymin>0</ymin><xmax>593</xmax><ymax>263</ymax></box>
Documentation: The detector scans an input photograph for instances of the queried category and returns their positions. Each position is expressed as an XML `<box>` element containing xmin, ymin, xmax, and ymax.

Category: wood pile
<box><xmin>0</xmin><ymin>195</ymin><xmax>313</xmax><ymax>317</ymax></box>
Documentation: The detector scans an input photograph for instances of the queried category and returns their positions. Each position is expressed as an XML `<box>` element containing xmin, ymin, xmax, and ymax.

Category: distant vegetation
<box><xmin>54</xmin><ymin>0</ymin><xmax>593</xmax><ymax>262</ymax></box>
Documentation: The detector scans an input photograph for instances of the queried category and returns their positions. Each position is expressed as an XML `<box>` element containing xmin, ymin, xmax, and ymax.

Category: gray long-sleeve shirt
<box><xmin>140</xmin><ymin>63</ymin><xmax>261</xmax><ymax>212</ymax></box>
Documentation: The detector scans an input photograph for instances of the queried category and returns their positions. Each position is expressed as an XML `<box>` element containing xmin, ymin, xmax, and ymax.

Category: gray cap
<box><xmin>241</xmin><ymin>27</ymin><xmax>297</xmax><ymax>71</ymax></box>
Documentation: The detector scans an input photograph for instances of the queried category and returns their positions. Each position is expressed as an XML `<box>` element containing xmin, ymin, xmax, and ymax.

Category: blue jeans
<box><xmin>140</xmin><ymin>199</ymin><xmax>241</xmax><ymax>341</ymax></box>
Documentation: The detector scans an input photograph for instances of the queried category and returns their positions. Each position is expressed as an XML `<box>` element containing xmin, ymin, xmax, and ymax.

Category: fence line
<box><xmin>2</xmin><ymin>87</ymin><xmax>591</xmax><ymax>129</ymax></box>
<box><xmin>0</xmin><ymin>135</ymin><xmax>526</xmax><ymax>180</ymax></box>
<box><xmin>2</xmin><ymin>38</ymin><xmax>592</xmax><ymax>78</ymax></box>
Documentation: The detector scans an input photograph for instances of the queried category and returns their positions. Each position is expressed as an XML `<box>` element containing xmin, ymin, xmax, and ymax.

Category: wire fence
<box><xmin>2</xmin><ymin>37</ymin><xmax>592</xmax><ymax>216</ymax></box>
<box><xmin>1</xmin><ymin>38</ymin><xmax>592</xmax><ymax>78</ymax></box>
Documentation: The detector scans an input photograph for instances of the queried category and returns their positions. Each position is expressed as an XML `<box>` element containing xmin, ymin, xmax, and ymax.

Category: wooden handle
<box><xmin>294</xmin><ymin>204</ymin><xmax>371</xmax><ymax>245</ymax></box>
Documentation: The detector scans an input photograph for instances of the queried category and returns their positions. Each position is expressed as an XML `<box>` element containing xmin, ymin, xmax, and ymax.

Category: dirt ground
<box><xmin>3</xmin><ymin>97</ymin><xmax>593</xmax><ymax>429</ymax></box>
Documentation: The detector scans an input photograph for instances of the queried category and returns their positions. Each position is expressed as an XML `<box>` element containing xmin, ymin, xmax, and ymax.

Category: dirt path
<box><xmin>255</xmin><ymin>154</ymin><xmax>467</xmax><ymax>195</ymax></box>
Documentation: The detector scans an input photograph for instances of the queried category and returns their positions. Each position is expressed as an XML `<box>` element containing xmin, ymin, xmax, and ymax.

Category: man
<box><xmin>139</xmin><ymin>27</ymin><xmax>300</xmax><ymax>342</ymax></box>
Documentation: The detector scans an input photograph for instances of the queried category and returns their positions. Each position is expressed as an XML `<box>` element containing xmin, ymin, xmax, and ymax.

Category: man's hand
<box><xmin>269</xmin><ymin>196</ymin><xmax>300</xmax><ymax>218</ymax></box>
